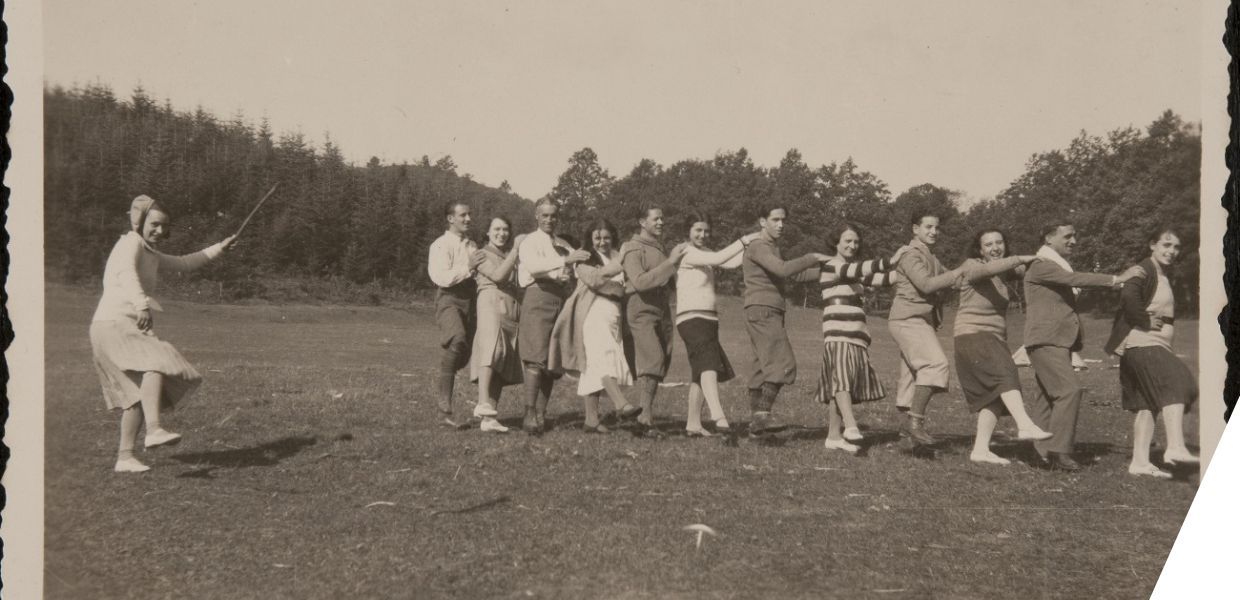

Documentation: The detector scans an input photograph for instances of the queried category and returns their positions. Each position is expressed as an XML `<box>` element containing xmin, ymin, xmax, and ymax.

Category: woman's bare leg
<box><xmin>1128</xmin><ymin>410</ymin><xmax>1171</xmax><ymax>477</ymax></box>
<box><xmin>139</xmin><ymin>372</ymin><xmax>180</xmax><ymax>447</ymax></box>
<box><xmin>970</xmin><ymin>405</ymin><xmax>1010</xmax><ymax>464</ymax></box>
<box><xmin>1161</xmin><ymin>404</ymin><xmax>1198</xmax><ymax>462</ymax></box>
<box><xmin>475</xmin><ymin>366</ymin><xmax>496</xmax><ymax>415</ymax></box>
<box><xmin>686</xmin><ymin>383</ymin><xmax>705</xmax><ymax>431</ymax></box>
<box><xmin>698</xmin><ymin>371</ymin><xmax>729</xmax><ymax>428</ymax></box>
<box><xmin>997</xmin><ymin>390</ymin><xmax>1050</xmax><ymax>438</ymax></box>
<box><xmin>115</xmin><ymin>406</ymin><xmax>148</xmax><ymax>472</ymax></box>
<box><xmin>601</xmin><ymin>376</ymin><xmax>634</xmax><ymax>414</ymax></box>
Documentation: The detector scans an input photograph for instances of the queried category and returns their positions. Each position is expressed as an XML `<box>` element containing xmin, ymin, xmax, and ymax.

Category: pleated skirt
<box><xmin>1120</xmin><ymin>345</ymin><xmax>1197</xmax><ymax>412</ymax></box>
<box><xmin>89</xmin><ymin>319</ymin><xmax>202</xmax><ymax>411</ymax></box>
<box><xmin>815</xmin><ymin>340</ymin><xmax>885</xmax><ymax>404</ymax></box>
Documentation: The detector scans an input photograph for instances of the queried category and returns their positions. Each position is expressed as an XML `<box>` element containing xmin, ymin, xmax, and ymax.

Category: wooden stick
<box><xmin>234</xmin><ymin>183</ymin><xmax>280</xmax><ymax>238</ymax></box>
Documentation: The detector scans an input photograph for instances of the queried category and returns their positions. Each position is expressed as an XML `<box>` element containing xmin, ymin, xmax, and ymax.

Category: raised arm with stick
<box><xmin>233</xmin><ymin>183</ymin><xmax>281</xmax><ymax>239</ymax></box>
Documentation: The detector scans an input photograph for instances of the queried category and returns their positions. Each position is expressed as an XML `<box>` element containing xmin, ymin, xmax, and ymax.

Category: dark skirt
<box><xmin>814</xmin><ymin>341</ymin><xmax>885</xmax><ymax>404</ymax></box>
<box><xmin>953</xmin><ymin>332</ymin><xmax>1020</xmax><ymax>414</ymax></box>
<box><xmin>1120</xmin><ymin>345</ymin><xmax>1197</xmax><ymax>412</ymax></box>
<box><xmin>676</xmin><ymin>317</ymin><xmax>735</xmax><ymax>384</ymax></box>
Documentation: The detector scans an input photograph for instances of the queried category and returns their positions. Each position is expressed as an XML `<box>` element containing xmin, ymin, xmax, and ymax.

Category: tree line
<box><xmin>45</xmin><ymin>83</ymin><xmax>1200</xmax><ymax>313</ymax></box>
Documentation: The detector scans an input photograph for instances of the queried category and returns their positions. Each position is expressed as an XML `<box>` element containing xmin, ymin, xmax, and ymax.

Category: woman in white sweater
<box><xmin>91</xmin><ymin>196</ymin><xmax>235</xmax><ymax>472</ymax></box>
<box><xmin>675</xmin><ymin>212</ymin><xmax>759</xmax><ymax>436</ymax></box>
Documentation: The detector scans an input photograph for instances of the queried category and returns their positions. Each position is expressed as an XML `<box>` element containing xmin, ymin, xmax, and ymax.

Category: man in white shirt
<box><xmin>427</xmin><ymin>201</ymin><xmax>486</xmax><ymax>428</ymax></box>
<box><xmin>516</xmin><ymin>199</ymin><xmax>591</xmax><ymax>434</ymax></box>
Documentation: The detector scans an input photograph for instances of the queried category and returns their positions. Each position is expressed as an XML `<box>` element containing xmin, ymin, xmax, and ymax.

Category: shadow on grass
<box><xmin>170</xmin><ymin>436</ymin><xmax>318</xmax><ymax>478</ymax></box>
<box><xmin>996</xmin><ymin>441</ymin><xmax>1118</xmax><ymax>470</ymax></box>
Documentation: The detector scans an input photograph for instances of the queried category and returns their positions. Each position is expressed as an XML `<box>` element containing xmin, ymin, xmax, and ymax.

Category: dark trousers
<box><xmin>744</xmin><ymin>305</ymin><xmax>797</xmax><ymax>390</ymax></box>
<box><xmin>436</xmin><ymin>291</ymin><xmax>474</xmax><ymax>372</ymax></box>
<box><xmin>1027</xmin><ymin>345</ymin><xmax>1082</xmax><ymax>456</ymax></box>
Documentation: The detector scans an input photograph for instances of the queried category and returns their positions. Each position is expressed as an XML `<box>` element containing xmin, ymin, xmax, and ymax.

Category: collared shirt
<box><xmin>517</xmin><ymin>229</ymin><xmax>571</xmax><ymax>288</ymax></box>
<box><xmin>427</xmin><ymin>230</ymin><xmax>478</xmax><ymax>289</ymax></box>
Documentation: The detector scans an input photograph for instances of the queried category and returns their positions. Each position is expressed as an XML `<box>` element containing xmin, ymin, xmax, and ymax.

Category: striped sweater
<box><xmin>819</xmin><ymin>256</ymin><xmax>895</xmax><ymax>347</ymax></box>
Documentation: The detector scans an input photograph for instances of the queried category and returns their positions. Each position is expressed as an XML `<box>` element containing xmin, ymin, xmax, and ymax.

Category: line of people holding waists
<box><xmin>90</xmin><ymin>194</ymin><xmax>1198</xmax><ymax>478</ymax></box>
<box><xmin>421</xmin><ymin>197</ymin><xmax>1198</xmax><ymax>475</ymax></box>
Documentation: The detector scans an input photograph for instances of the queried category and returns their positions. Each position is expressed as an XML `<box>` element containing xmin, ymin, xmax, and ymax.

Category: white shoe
<box><xmin>969</xmin><ymin>451</ymin><xmax>1011</xmax><ymax>465</ymax></box>
<box><xmin>114</xmin><ymin>457</ymin><xmax>151</xmax><ymax>473</ymax></box>
<box><xmin>842</xmin><ymin>427</ymin><xmax>864</xmax><ymax>442</ymax></box>
<box><xmin>473</xmin><ymin>404</ymin><xmax>499</xmax><ymax>418</ymax></box>
<box><xmin>1129</xmin><ymin>463</ymin><xmax>1172</xmax><ymax>479</ymax></box>
<box><xmin>823</xmin><ymin>438</ymin><xmax>859</xmax><ymax>453</ymax></box>
<box><xmin>480</xmin><ymin>417</ymin><xmax>509</xmax><ymax>433</ymax></box>
<box><xmin>144</xmin><ymin>429</ymin><xmax>182</xmax><ymax>449</ymax></box>
<box><xmin>1162</xmin><ymin>450</ymin><xmax>1199</xmax><ymax>465</ymax></box>
<box><xmin>1016</xmin><ymin>428</ymin><xmax>1054</xmax><ymax>441</ymax></box>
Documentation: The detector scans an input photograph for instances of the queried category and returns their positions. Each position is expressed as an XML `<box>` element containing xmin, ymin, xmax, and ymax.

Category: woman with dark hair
<box><xmin>815</xmin><ymin>223</ymin><xmax>904</xmax><ymax>452</ymax></box>
<box><xmin>549</xmin><ymin>219</ymin><xmax>641</xmax><ymax>432</ymax></box>
<box><xmin>469</xmin><ymin>216</ymin><xmax>523</xmax><ymax>433</ymax></box>
<box><xmin>1105</xmin><ymin>228</ymin><xmax>1198</xmax><ymax>478</ymax></box>
<box><xmin>91</xmin><ymin>195</ymin><xmax>236</xmax><ymax>472</ymax></box>
<box><xmin>674</xmin><ymin>212</ymin><xmax>759</xmax><ymax>436</ymax></box>
<box><xmin>952</xmin><ymin>229</ymin><xmax>1050</xmax><ymax>464</ymax></box>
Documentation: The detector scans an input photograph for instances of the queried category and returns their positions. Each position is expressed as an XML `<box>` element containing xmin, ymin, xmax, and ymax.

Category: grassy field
<box><xmin>45</xmin><ymin>283</ymin><xmax>1200</xmax><ymax>599</ymax></box>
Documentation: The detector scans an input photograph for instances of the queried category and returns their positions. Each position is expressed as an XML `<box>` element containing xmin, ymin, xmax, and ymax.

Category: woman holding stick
<box><xmin>550</xmin><ymin>219</ymin><xmax>642</xmax><ymax>433</ymax></box>
<box><xmin>469</xmin><ymin>216</ymin><xmax>524</xmax><ymax>433</ymax></box>
<box><xmin>814</xmin><ymin>223</ymin><xmax>906</xmax><ymax>453</ymax></box>
<box><xmin>91</xmin><ymin>195</ymin><xmax>236</xmax><ymax>472</ymax></box>
<box><xmin>1104</xmin><ymin>228</ymin><xmax>1198</xmax><ymax>478</ymax></box>
<box><xmin>952</xmin><ymin>229</ymin><xmax>1052</xmax><ymax>464</ymax></box>
<box><xmin>674</xmin><ymin>212</ymin><xmax>759</xmax><ymax>436</ymax></box>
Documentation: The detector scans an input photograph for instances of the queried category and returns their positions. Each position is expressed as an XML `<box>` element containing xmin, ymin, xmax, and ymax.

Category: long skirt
<box><xmin>89</xmin><ymin>319</ymin><xmax>202</xmax><ymax>411</ymax></box>
<box><xmin>1120</xmin><ymin>345</ymin><xmax>1197</xmax><ymax>412</ymax></box>
<box><xmin>814</xmin><ymin>340</ymin><xmax>885</xmax><ymax>404</ymax></box>
<box><xmin>578</xmin><ymin>296</ymin><xmax>632</xmax><ymax>395</ymax></box>
<box><xmin>470</xmin><ymin>287</ymin><xmax>523</xmax><ymax>386</ymax></box>
<box><xmin>676</xmin><ymin>317</ymin><xmax>735</xmax><ymax>384</ymax></box>
<box><xmin>954</xmin><ymin>332</ymin><xmax>1021</xmax><ymax>414</ymax></box>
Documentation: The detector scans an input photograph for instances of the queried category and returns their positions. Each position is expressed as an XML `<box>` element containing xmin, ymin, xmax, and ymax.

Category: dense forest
<box><xmin>45</xmin><ymin>83</ymin><xmax>1201</xmax><ymax>313</ymax></box>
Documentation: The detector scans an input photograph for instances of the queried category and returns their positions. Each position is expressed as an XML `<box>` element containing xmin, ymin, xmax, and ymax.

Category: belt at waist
<box><xmin>436</xmin><ymin>282</ymin><xmax>476</xmax><ymax>300</ymax></box>
<box><xmin>824</xmin><ymin>295</ymin><xmax>863</xmax><ymax>308</ymax></box>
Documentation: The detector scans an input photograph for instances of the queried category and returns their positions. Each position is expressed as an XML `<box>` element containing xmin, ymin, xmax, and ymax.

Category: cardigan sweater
<box><xmin>1104</xmin><ymin>257</ymin><xmax>1174</xmax><ymax>356</ymax></box>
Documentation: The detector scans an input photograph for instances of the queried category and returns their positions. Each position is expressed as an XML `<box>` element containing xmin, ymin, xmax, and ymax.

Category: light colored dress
<box><xmin>578</xmin><ymin>255</ymin><xmax>632</xmax><ymax>395</ymax></box>
<box><xmin>470</xmin><ymin>244</ymin><xmax>523</xmax><ymax>386</ymax></box>
<box><xmin>89</xmin><ymin>231</ymin><xmax>223</xmax><ymax>411</ymax></box>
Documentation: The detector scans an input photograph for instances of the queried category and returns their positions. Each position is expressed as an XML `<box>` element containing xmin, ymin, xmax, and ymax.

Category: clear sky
<box><xmin>44</xmin><ymin>1</ymin><xmax>1202</xmax><ymax>202</ymax></box>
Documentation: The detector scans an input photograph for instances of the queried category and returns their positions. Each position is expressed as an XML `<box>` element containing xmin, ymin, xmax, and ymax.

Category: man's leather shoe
<box><xmin>1045</xmin><ymin>452</ymin><xmax>1082</xmax><ymax>472</ymax></box>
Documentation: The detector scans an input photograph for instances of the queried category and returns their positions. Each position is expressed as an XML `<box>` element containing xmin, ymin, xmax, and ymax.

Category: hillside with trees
<box><xmin>45</xmin><ymin>84</ymin><xmax>1200</xmax><ymax>312</ymax></box>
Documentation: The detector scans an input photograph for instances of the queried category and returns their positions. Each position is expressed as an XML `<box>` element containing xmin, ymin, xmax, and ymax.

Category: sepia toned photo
<box><xmin>6</xmin><ymin>1</ymin><xmax>1234</xmax><ymax>598</ymax></box>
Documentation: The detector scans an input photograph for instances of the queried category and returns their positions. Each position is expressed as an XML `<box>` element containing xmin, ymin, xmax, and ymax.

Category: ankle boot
<box><xmin>901</xmin><ymin>413</ymin><xmax>936</xmax><ymax>445</ymax></box>
<box><xmin>522</xmin><ymin>407</ymin><xmax>541</xmax><ymax>436</ymax></box>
